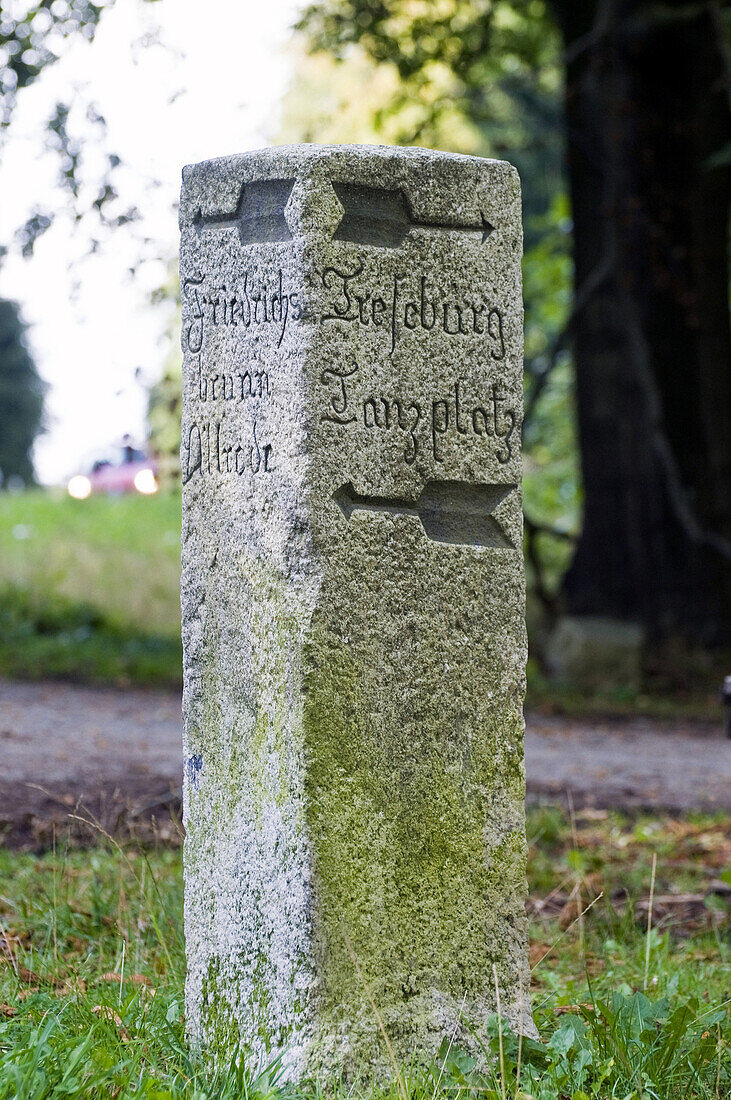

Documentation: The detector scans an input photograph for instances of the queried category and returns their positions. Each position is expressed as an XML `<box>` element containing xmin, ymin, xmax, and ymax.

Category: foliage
<box><xmin>279</xmin><ymin>44</ymin><xmax>480</xmax><ymax>152</ymax></box>
<box><xmin>0</xmin><ymin>809</ymin><xmax>727</xmax><ymax>1096</ymax></box>
<box><xmin>14</xmin><ymin>96</ymin><xmax>140</xmax><ymax>258</ymax></box>
<box><xmin>433</xmin><ymin>995</ymin><xmax>728</xmax><ymax>1099</ymax></box>
<box><xmin>148</xmin><ymin>354</ymin><xmax>183</xmax><ymax>484</ymax></box>
<box><xmin>518</xmin><ymin>195</ymin><xmax>579</xmax><ymax>628</ymax></box>
<box><xmin>0</xmin><ymin>298</ymin><xmax>45</xmax><ymax>485</ymax></box>
<box><xmin>0</xmin><ymin>0</ymin><xmax>107</xmax><ymax>129</ymax></box>
<box><xmin>0</xmin><ymin>0</ymin><xmax>158</xmax><ymax>258</ymax></box>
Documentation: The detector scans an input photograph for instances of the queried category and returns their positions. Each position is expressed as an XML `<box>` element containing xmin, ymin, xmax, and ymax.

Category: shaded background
<box><xmin>0</xmin><ymin>0</ymin><xmax>729</xmax><ymax>717</ymax></box>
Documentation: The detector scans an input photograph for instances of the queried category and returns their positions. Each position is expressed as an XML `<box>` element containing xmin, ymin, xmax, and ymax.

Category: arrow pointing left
<box><xmin>193</xmin><ymin>178</ymin><xmax>295</xmax><ymax>245</ymax></box>
<box><xmin>334</xmin><ymin>480</ymin><xmax>516</xmax><ymax>549</ymax></box>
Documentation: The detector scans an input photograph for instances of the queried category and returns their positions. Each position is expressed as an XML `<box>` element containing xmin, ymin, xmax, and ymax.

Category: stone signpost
<box><xmin>179</xmin><ymin>144</ymin><xmax>532</xmax><ymax>1079</ymax></box>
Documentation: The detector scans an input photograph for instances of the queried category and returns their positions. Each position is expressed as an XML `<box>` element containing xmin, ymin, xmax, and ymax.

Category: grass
<box><xmin>0</xmin><ymin>489</ymin><xmax>726</xmax><ymax>716</ymax></box>
<box><xmin>523</xmin><ymin>661</ymin><xmax>726</xmax><ymax>723</ymax></box>
<box><xmin>0</xmin><ymin>809</ymin><xmax>728</xmax><ymax>1097</ymax></box>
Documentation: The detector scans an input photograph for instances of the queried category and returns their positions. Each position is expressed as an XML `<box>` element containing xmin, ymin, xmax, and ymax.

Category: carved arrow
<box><xmin>333</xmin><ymin>480</ymin><xmax>516</xmax><ymax>549</ymax></box>
<box><xmin>331</xmin><ymin>182</ymin><xmax>494</xmax><ymax>249</ymax></box>
<box><xmin>193</xmin><ymin>178</ymin><xmax>295</xmax><ymax>244</ymax></box>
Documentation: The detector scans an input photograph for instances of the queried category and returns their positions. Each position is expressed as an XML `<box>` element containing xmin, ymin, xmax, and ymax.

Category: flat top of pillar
<box><xmin>182</xmin><ymin>142</ymin><xmax>518</xmax><ymax>182</ymax></box>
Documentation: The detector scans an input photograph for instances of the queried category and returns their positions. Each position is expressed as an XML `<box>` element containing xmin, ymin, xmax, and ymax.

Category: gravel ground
<box><xmin>1</xmin><ymin>679</ymin><xmax>728</xmax><ymax>847</ymax></box>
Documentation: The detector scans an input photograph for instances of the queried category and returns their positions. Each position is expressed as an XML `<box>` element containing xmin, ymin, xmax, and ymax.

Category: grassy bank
<box><xmin>0</xmin><ymin>489</ymin><xmax>181</xmax><ymax>688</ymax></box>
<box><xmin>0</xmin><ymin>489</ymin><xmax>726</xmax><ymax>716</ymax></box>
<box><xmin>0</xmin><ymin>809</ymin><xmax>728</xmax><ymax>1097</ymax></box>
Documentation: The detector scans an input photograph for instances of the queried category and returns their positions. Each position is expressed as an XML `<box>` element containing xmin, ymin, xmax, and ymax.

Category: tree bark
<box><xmin>550</xmin><ymin>0</ymin><xmax>731</xmax><ymax>643</ymax></box>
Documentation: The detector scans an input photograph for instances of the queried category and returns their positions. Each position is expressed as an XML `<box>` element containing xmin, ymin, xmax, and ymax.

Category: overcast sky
<box><xmin>0</xmin><ymin>0</ymin><xmax>301</xmax><ymax>484</ymax></box>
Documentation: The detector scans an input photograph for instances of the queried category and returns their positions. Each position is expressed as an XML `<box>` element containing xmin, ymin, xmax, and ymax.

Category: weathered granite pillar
<box><xmin>179</xmin><ymin>144</ymin><xmax>532</xmax><ymax>1079</ymax></box>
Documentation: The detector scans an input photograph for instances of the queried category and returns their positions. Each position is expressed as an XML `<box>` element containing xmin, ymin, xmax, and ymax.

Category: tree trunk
<box><xmin>550</xmin><ymin>0</ymin><xmax>731</xmax><ymax>643</ymax></box>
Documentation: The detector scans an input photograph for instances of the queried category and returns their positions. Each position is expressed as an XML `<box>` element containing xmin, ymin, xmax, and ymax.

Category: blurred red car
<box><xmin>67</xmin><ymin>443</ymin><xmax>159</xmax><ymax>498</ymax></box>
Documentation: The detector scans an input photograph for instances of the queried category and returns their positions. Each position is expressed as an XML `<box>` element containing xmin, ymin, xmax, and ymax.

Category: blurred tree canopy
<box><xmin>297</xmin><ymin>0</ymin><xmax>731</xmax><ymax>644</ymax></box>
<box><xmin>0</xmin><ymin>0</ymin><xmax>156</xmax><ymax>258</ymax></box>
<box><xmin>0</xmin><ymin>1</ymin><xmax>105</xmax><ymax>126</ymax></box>
<box><xmin>0</xmin><ymin>0</ymin><xmax>159</xmax><ymax>482</ymax></box>
<box><xmin>0</xmin><ymin>299</ymin><xmax>45</xmax><ymax>486</ymax></box>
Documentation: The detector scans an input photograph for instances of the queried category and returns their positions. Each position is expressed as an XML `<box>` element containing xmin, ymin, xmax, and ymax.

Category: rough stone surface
<box><xmin>179</xmin><ymin>144</ymin><xmax>531</xmax><ymax>1079</ymax></box>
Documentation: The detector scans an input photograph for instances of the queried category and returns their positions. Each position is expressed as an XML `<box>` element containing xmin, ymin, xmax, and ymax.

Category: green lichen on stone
<box><xmin>299</xmin><ymin>521</ymin><xmax>530</xmax><ymax>1072</ymax></box>
<box><xmin>239</xmin><ymin>551</ymin><xmax>312</xmax><ymax>817</ymax></box>
<box><xmin>191</xmin><ymin>553</ymin><xmax>311</xmax><ymax>830</ymax></box>
<box><xmin>199</xmin><ymin>957</ymin><xmax>244</xmax><ymax>1058</ymax></box>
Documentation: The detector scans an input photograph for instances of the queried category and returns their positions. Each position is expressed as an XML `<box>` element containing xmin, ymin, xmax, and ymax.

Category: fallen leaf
<box><xmin>0</xmin><ymin>1004</ymin><xmax>17</xmax><ymax>1017</ymax></box>
<box><xmin>0</xmin><ymin>930</ymin><xmax>30</xmax><ymax>953</ymax></box>
<box><xmin>92</xmin><ymin>1005</ymin><xmax>130</xmax><ymax>1040</ymax></box>
<box><xmin>0</xmin><ymin>932</ymin><xmax>65</xmax><ymax>989</ymax></box>
<box><xmin>527</xmin><ymin>892</ymin><xmax>570</xmax><ymax>918</ymax></box>
<box><xmin>529</xmin><ymin>942</ymin><xmax>552</xmax><ymax>968</ymax></box>
<box><xmin>558</xmin><ymin>898</ymin><xmax>583</xmax><ymax>931</ymax></box>
<box><xmin>101</xmin><ymin>971</ymin><xmax>151</xmax><ymax>987</ymax></box>
<box><xmin>584</xmin><ymin>871</ymin><xmax>604</xmax><ymax>892</ymax></box>
<box><xmin>62</xmin><ymin>977</ymin><xmax>87</xmax><ymax>994</ymax></box>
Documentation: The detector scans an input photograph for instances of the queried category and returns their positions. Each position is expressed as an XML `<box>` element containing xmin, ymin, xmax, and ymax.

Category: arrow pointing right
<box><xmin>331</xmin><ymin>182</ymin><xmax>495</xmax><ymax>249</ymax></box>
<box><xmin>412</xmin><ymin>210</ymin><xmax>494</xmax><ymax>243</ymax></box>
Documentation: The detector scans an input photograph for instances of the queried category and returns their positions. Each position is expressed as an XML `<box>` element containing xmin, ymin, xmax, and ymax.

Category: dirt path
<box><xmin>1</xmin><ymin>679</ymin><xmax>728</xmax><ymax>847</ymax></box>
